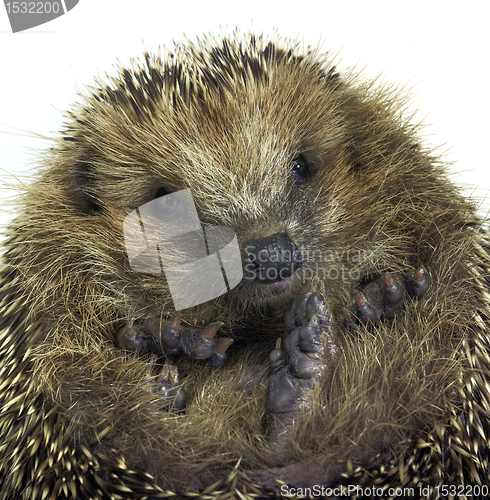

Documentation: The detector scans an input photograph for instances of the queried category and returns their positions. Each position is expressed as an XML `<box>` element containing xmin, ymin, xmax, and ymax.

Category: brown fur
<box><xmin>1</xmin><ymin>33</ymin><xmax>490</xmax><ymax>498</ymax></box>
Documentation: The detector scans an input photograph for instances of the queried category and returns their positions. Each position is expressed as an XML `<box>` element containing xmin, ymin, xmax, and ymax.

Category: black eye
<box><xmin>155</xmin><ymin>187</ymin><xmax>171</xmax><ymax>199</ymax></box>
<box><xmin>291</xmin><ymin>155</ymin><xmax>310</xmax><ymax>183</ymax></box>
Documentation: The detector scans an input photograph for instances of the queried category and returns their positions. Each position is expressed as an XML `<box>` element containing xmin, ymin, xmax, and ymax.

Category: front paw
<box><xmin>116</xmin><ymin>317</ymin><xmax>233</xmax><ymax>368</ymax></box>
<box><xmin>342</xmin><ymin>268</ymin><xmax>429</xmax><ymax>330</ymax></box>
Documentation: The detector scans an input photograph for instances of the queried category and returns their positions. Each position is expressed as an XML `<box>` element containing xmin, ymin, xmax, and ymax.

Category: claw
<box><xmin>383</xmin><ymin>272</ymin><xmax>405</xmax><ymax>305</ymax></box>
<box><xmin>354</xmin><ymin>290</ymin><xmax>367</xmax><ymax>309</ymax></box>
<box><xmin>160</xmin><ymin>315</ymin><xmax>181</xmax><ymax>355</ymax></box>
<box><xmin>117</xmin><ymin>325</ymin><xmax>148</xmax><ymax>353</ymax></box>
<box><xmin>156</xmin><ymin>358</ymin><xmax>178</xmax><ymax>384</ymax></box>
<box><xmin>120</xmin><ymin>325</ymin><xmax>136</xmax><ymax>342</ymax></box>
<box><xmin>383</xmin><ymin>272</ymin><xmax>394</xmax><ymax>288</ymax></box>
<box><xmin>406</xmin><ymin>268</ymin><xmax>430</xmax><ymax>298</ymax></box>
<box><xmin>354</xmin><ymin>291</ymin><xmax>380</xmax><ymax>324</ymax></box>
<box><xmin>201</xmin><ymin>321</ymin><xmax>223</xmax><ymax>340</ymax></box>
<box><xmin>214</xmin><ymin>337</ymin><xmax>233</xmax><ymax>355</ymax></box>
<box><xmin>170</xmin><ymin>315</ymin><xmax>181</xmax><ymax>331</ymax></box>
<box><xmin>205</xmin><ymin>337</ymin><xmax>232</xmax><ymax>369</ymax></box>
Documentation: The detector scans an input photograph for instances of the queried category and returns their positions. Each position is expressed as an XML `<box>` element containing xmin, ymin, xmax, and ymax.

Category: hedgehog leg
<box><xmin>343</xmin><ymin>267</ymin><xmax>430</xmax><ymax>330</ymax></box>
<box><xmin>116</xmin><ymin>317</ymin><xmax>232</xmax><ymax>368</ymax></box>
<box><xmin>267</xmin><ymin>292</ymin><xmax>338</xmax><ymax>450</ymax></box>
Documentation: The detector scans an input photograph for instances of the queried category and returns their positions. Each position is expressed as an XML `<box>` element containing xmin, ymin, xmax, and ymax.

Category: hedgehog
<box><xmin>1</xmin><ymin>32</ymin><xmax>490</xmax><ymax>499</ymax></box>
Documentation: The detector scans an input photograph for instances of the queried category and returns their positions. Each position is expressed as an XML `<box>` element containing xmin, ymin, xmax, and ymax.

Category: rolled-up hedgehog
<box><xmin>1</xmin><ymin>33</ymin><xmax>489</xmax><ymax>499</ymax></box>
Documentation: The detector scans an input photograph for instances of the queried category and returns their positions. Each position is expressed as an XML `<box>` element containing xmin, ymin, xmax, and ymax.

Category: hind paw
<box><xmin>146</xmin><ymin>356</ymin><xmax>186</xmax><ymax>412</ymax></box>
<box><xmin>267</xmin><ymin>292</ymin><xmax>338</xmax><ymax>448</ymax></box>
<box><xmin>116</xmin><ymin>317</ymin><xmax>233</xmax><ymax>368</ymax></box>
<box><xmin>343</xmin><ymin>268</ymin><xmax>429</xmax><ymax>330</ymax></box>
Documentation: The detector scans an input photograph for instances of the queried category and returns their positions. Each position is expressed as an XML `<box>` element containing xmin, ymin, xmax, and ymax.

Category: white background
<box><xmin>1</xmin><ymin>1</ymin><xmax>489</xmax><ymax>233</ymax></box>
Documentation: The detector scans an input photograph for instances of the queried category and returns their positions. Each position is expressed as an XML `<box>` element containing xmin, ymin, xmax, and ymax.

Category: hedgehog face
<box><xmin>64</xmin><ymin>37</ymin><xmax>423</xmax><ymax>322</ymax></box>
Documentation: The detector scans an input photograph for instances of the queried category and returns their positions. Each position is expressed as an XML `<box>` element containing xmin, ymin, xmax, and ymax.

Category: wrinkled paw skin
<box><xmin>267</xmin><ymin>292</ymin><xmax>338</xmax><ymax>450</ymax></box>
<box><xmin>342</xmin><ymin>268</ymin><xmax>430</xmax><ymax>330</ymax></box>
<box><xmin>116</xmin><ymin>317</ymin><xmax>233</xmax><ymax>368</ymax></box>
<box><xmin>147</xmin><ymin>356</ymin><xmax>186</xmax><ymax>412</ymax></box>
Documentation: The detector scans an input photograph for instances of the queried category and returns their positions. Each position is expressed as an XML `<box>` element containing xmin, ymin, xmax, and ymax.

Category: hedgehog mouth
<box><xmin>255</xmin><ymin>273</ymin><xmax>297</xmax><ymax>297</ymax></box>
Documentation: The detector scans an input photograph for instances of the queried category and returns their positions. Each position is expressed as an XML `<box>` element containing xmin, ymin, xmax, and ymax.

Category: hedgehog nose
<box><xmin>242</xmin><ymin>232</ymin><xmax>302</xmax><ymax>284</ymax></box>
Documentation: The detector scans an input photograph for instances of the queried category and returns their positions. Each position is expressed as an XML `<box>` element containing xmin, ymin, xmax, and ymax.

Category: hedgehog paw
<box><xmin>146</xmin><ymin>356</ymin><xmax>186</xmax><ymax>412</ymax></box>
<box><xmin>267</xmin><ymin>292</ymin><xmax>338</xmax><ymax>449</ymax></box>
<box><xmin>116</xmin><ymin>320</ymin><xmax>161</xmax><ymax>355</ymax></box>
<box><xmin>116</xmin><ymin>317</ymin><xmax>232</xmax><ymax>368</ymax></box>
<box><xmin>343</xmin><ymin>267</ymin><xmax>430</xmax><ymax>330</ymax></box>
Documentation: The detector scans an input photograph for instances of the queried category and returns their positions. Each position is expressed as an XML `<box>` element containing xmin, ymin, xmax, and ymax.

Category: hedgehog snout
<box><xmin>242</xmin><ymin>232</ymin><xmax>302</xmax><ymax>284</ymax></box>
